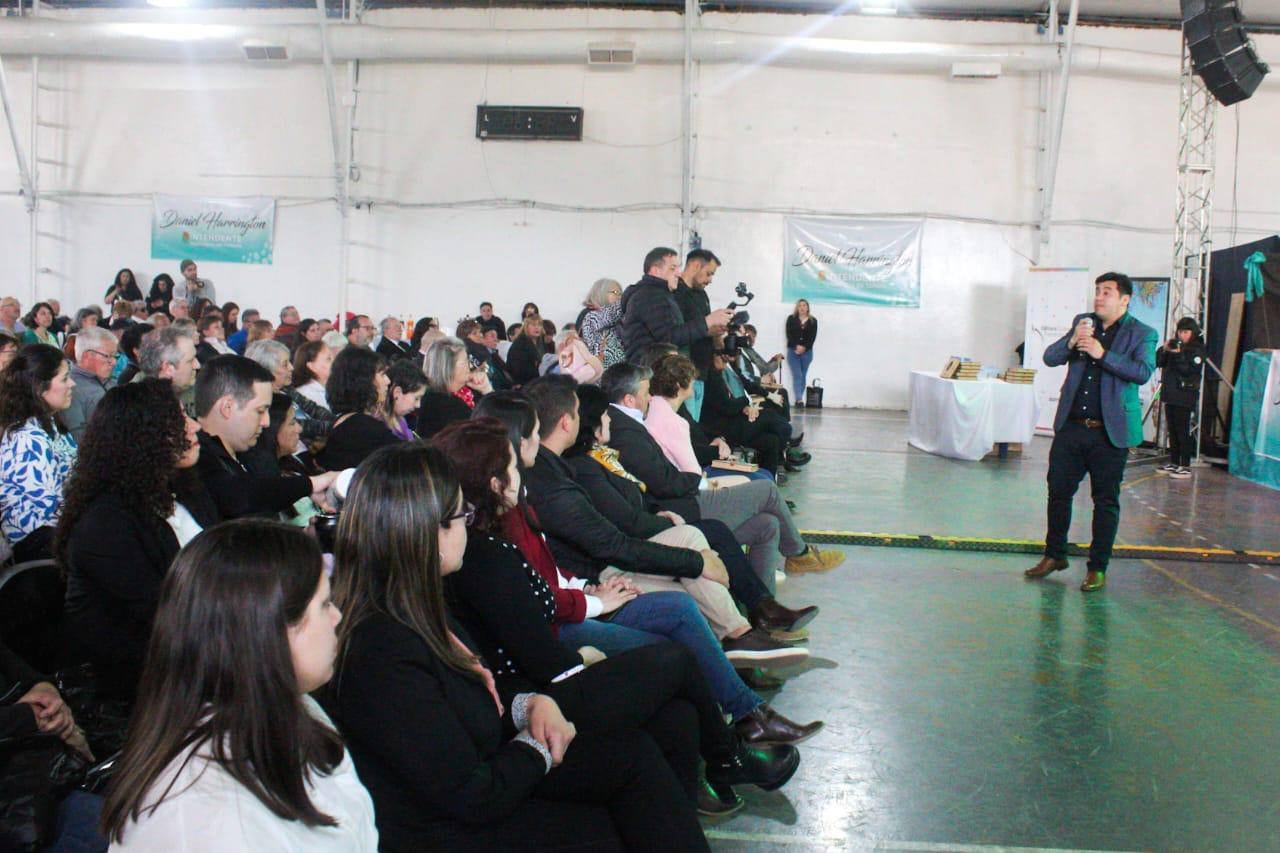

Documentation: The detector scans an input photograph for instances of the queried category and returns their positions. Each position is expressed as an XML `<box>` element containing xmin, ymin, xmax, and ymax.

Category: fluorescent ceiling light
<box><xmin>113</xmin><ymin>23</ymin><xmax>238</xmax><ymax>41</ymax></box>
<box><xmin>861</xmin><ymin>0</ymin><xmax>898</xmax><ymax>14</ymax></box>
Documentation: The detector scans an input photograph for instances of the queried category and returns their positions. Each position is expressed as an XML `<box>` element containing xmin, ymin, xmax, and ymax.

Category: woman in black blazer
<box><xmin>505</xmin><ymin>315</ymin><xmax>549</xmax><ymax>386</ymax></box>
<box><xmin>315</xmin><ymin>346</ymin><xmax>396</xmax><ymax>470</ymax></box>
<box><xmin>57</xmin><ymin>380</ymin><xmax>219</xmax><ymax>701</ymax></box>
<box><xmin>323</xmin><ymin>442</ymin><xmax>711</xmax><ymax>852</ymax></box>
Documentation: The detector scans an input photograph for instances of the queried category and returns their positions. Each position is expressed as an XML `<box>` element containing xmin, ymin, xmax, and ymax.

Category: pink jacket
<box><xmin>644</xmin><ymin>396</ymin><xmax>702</xmax><ymax>475</ymax></box>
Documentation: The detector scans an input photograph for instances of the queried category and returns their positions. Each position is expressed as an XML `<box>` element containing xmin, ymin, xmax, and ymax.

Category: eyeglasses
<box><xmin>86</xmin><ymin>349</ymin><xmax>116</xmax><ymax>361</ymax></box>
<box><xmin>444</xmin><ymin>501</ymin><xmax>476</xmax><ymax>527</ymax></box>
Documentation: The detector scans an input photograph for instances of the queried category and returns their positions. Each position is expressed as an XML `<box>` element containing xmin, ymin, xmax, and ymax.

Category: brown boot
<box><xmin>734</xmin><ymin>705</ymin><xmax>824</xmax><ymax>746</ymax></box>
<box><xmin>1024</xmin><ymin>556</ymin><xmax>1069</xmax><ymax>578</ymax></box>
<box><xmin>1081</xmin><ymin>571</ymin><xmax>1106</xmax><ymax>592</ymax></box>
<box><xmin>749</xmin><ymin>598</ymin><xmax>819</xmax><ymax>633</ymax></box>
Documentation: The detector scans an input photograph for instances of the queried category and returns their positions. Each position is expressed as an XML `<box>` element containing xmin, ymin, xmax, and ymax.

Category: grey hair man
<box><xmin>138</xmin><ymin>325</ymin><xmax>202</xmax><ymax>417</ymax></box>
<box><xmin>63</xmin><ymin>326</ymin><xmax>119</xmax><ymax>444</ymax></box>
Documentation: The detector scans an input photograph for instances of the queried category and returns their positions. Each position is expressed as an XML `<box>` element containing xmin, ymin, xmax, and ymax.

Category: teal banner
<box><xmin>151</xmin><ymin>194</ymin><xmax>276</xmax><ymax>265</ymax></box>
<box><xmin>782</xmin><ymin>216</ymin><xmax>922</xmax><ymax>307</ymax></box>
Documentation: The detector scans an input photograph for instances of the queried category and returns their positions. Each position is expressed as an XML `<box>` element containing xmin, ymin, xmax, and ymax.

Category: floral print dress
<box><xmin>0</xmin><ymin>418</ymin><xmax>78</xmax><ymax>545</ymax></box>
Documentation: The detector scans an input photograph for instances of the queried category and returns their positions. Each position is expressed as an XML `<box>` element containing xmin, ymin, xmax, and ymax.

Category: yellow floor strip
<box><xmin>1141</xmin><ymin>558</ymin><xmax>1280</xmax><ymax>635</ymax></box>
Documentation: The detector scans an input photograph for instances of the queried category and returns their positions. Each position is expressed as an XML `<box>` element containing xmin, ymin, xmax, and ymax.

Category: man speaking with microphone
<box><xmin>1024</xmin><ymin>272</ymin><xmax>1158</xmax><ymax>592</ymax></box>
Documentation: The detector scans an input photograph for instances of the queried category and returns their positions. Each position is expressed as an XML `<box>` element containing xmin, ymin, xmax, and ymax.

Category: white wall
<box><xmin>0</xmin><ymin>8</ymin><xmax>1275</xmax><ymax>408</ymax></box>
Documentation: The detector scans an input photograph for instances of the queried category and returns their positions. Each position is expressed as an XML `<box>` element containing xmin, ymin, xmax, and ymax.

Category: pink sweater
<box><xmin>644</xmin><ymin>396</ymin><xmax>702</xmax><ymax>475</ymax></box>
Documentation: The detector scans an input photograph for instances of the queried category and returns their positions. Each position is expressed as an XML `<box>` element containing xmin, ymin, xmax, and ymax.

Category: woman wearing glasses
<box><xmin>322</xmin><ymin>442</ymin><xmax>712</xmax><ymax>851</ymax></box>
<box><xmin>580</xmin><ymin>278</ymin><xmax>628</xmax><ymax>370</ymax></box>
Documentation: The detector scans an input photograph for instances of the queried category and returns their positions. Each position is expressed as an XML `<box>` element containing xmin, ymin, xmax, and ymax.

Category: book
<box><xmin>710</xmin><ymin>459</ymin><xmax>760</xmax><ymax>473</ymax></box>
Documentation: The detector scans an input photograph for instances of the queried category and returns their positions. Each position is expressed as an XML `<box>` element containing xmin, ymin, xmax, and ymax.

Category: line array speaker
<box><xmin>1180</xmin><ymin>0</ymin><xmax>1269</xmax><ymax>106</ymax></box>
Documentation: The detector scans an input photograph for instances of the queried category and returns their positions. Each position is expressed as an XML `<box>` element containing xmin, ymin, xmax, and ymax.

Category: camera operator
<box><xmin>621</xmin><ymin>246</ymin><xmax>733</xmax><ymax>364</ymax></box>
<box><xmin>673</xmin><ymin>248</ymin><xmax>723</xmax><ymax>369</ymax></box>
<box><xmin>1156</xmin><ymin>317</ymin><xmax>1205</xmax><ymax>480</ymax></box>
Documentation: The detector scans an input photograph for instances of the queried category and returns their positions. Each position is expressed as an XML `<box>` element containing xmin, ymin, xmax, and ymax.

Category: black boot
<box><xmin>705</xmin><ymin>740</ymin><xmax>801</xmax><ymax>792</ymax></box>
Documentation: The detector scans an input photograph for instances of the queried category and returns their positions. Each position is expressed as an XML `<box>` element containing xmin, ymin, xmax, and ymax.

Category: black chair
<box><xmin>0</xmin><ymin>560</ymin><xmax>71</xmax><ymax>674</ymax></box>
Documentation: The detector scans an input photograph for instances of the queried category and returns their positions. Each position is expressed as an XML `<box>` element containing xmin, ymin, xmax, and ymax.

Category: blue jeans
<box><xmin>787</xmin><ymin>348</ymin><xmax>813</xmax><ymax>401</ymax></box>
<box><xmin>558</xmin><ymin>591</ymin><xmax>762</xmax><ymax>721</ymax></box>
<box><xmin>49</xmin><ymin>791</ymin><xmax>108</xmax><ymax>852</ymax></box>
<box><xmin>705</xmin><ymin>465</ymin><xmax>773</xmax><ymax>482</ymax></box>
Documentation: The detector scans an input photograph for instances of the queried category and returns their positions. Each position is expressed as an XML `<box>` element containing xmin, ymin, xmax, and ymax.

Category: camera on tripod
<box><xmin>720</xmin><ymin>283</ymin><xmax>754</xmax><ymax>356</ymax></box>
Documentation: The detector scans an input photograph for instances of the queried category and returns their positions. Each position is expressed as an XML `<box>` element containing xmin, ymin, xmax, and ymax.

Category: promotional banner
<box><xmin>782</xmin><ymin>216</ymin><xmax>923</xmax><ymax>307</ymax></box>
<box><xmin>1128</xmin><ymin>277</ymin><xmax>1170</xmax><ymax>442</ymax></box>
<box><xmin>151</xmin><ymin>195</ymin><xmax>276</xmax><ymax>265</ymax></box>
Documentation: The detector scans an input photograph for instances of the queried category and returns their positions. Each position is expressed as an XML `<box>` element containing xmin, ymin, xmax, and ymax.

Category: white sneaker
<box><xmin>1169</xmin><ymin>466</ymin><xmax>1192</xmax><ymax>480</ymax></box>
<box><xmin>1159</xmin><ymin>463</ymin><xmax>1178</xmax><ymax>474</ymax></box>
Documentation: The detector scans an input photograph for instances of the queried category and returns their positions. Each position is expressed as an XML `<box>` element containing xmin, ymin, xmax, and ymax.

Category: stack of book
<box><xmin>954</xmin><ymin>361</ymin><xmax>983</xmax><ymax>381</ymax></box>
<box><xmin>1003</xmin><ymin>367</ymin><xmax>1037</xmax><ymax>384</ymax></box>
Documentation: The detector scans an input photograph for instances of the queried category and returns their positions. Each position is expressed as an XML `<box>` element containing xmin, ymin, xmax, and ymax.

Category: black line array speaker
<box><xmin>1180</xmin><ymin>0</ymin><xmax>1269</xmax><ymax>106</ymax></box>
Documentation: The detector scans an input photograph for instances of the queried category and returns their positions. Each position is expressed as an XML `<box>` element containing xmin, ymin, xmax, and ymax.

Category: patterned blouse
<box><xmin>579</xmin><ymin>304</ymin><xmax>628</xmax><ymax>369</ymax></box>
<box><xmin>0</xmin><ymin>418</ymin><xmax>78</xmax><ymax>544</ymax></box>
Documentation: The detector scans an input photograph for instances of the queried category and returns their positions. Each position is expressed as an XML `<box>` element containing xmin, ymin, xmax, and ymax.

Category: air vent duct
<box><xmin>587</xmin><ymin>42</ymin><xmax>636</xmax><ymax>65</ymax></box>
<box><xmin>243</xmin><ymin>43</ymin><xmax>288</xmax><ymax>62</ymax></box>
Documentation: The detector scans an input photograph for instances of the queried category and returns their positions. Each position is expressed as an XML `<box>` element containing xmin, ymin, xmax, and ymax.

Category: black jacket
<box><xmin>63</xmin><ymin>492</ymin><xmax>178</xmax><ymax>700</ymax></box>
<box><xmin>416</xmin><ymin>390</ymin><xmax>474</xmax><ymax>439</ymax></box>
<box><xmin>523</xmin><ymin>447</ymin><xmax>703</xmax><ymax>583</ymax></box>
<box><xmin>672</xmin><ymin>280</ymin><xmax>714</xmax><ymax>368</ymax></box>
<box><xmin>316</xmin><ymin>413</ymin><xmax>398</xmax><ymax>470</ymax></box>
<box><xmin>195</xmin><ymin>430</ymin><xmax>311</xmax><ymax>519</ymax></box>
<box><xmin>603</xmin><ymin>409</ymin><xmax>703</xmax><ymax>520</ymax></box>
<box><xmin>1156</xmin><ymin>339</ymin><xmax>1206</xmax><ymax>408</ymax></box>
<box><xmin>505</xmin><ymin>335</ymin><xmax>546</xmax><ymax>386</ymax></box>
<box><xmin>322</xmin><ymin>614</ymin><xmax>541</xmax><ymax>852</ymax></box>
<box><xmin>446</xmin><ymin>532</ymin><xmax>583</xmax><ymax>684</ymax></box>
<box><xmin>564</xmin><ymin>452</ymin><xmax>675</xmax><ymax>540</ymax></box>
<box><xmin>699</xmin><ymin>367</ymin><xmax>752</xmax><ymax>440</ymax></box>
<box><xmin>0</xmin><ymin>639</ymin><xmax>43</xmax><ymax>739</ymax></box>
<box><xmin>376</xmin><ymin>337</ymin><xmax>415</xmax><ymax>363</ymax></box>
<box><xmin>478</xmin><ymin>315</ymin><xmax>507</xmax><ymax>338</ymax></box>
<box><xmin>785</xmin><ymin>314</ymin><xmax>817</xmax><ymax>350</ymax></box>
<box><xmin>620</xmin><ymin>275</ymin><xmax>709</xmax><ymax>363</ymax></box>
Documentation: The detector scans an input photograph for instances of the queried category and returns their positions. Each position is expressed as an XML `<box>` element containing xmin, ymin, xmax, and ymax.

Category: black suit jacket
<box><xmin>523</xmin><ymin>447</ymin><xmax>703</xmax><ymax>583</ymax></box>
<box><xmin>376</xmin><ymin>337</ymin><xmax>414</xmax><ymax>362</ymax></box>
<box><xmin>195</xmin><ymin>431</ymin><xmax>310</xmax><ymax>519</ymax></box>
<box><xmin>565</xmin><ymin>454</ymin><xmax>673</xmax><ymax>541</ymax></box>
<box><xmin>322</xmin><ymin>614</ymin><xmax>542</xmax><ymax>852</ymax></box>
<box><xmin>604</xmin><ymin>409</ymin><xmax>702</xmax><ymax>520</ymax></box>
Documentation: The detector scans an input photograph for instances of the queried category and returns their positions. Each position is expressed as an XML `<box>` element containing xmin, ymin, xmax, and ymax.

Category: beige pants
<box><xmin>600</xmin><ymin>524</ymin><xmax>750</xmax><ymax>639</ymax></box>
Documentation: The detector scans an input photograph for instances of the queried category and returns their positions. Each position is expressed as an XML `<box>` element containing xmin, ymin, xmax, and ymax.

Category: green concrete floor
<box><xmin>707</xmin><ymin>410</ymin><xmax>1280</xmax><ymax>852</ymax></box>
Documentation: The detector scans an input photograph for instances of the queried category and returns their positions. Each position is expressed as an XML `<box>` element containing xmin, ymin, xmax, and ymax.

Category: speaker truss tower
<box><xmin>1172</xmin><ymin>35</ymin><xmax>1216</xmax><ymax>334</ymax></box>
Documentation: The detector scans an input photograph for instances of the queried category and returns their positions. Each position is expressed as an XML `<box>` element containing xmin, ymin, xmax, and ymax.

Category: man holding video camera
<box><xmin>621</xmin><ymin>246</ymin><xmax>733</xmax><ymax>364</ymax></box>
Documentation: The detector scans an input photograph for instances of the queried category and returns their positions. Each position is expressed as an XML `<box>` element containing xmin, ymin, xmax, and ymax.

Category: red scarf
<box><xmin>454</xmin><ymin>386</ymin><xmax>476</xmax><ymax>409</ymax></box>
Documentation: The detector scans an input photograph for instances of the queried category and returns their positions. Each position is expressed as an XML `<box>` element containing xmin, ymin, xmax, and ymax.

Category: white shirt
<box><xmin>111</xmin><ymin>697</ymin><xmax>378</xmax><ymax>852</ymax></box>
<box><xmin>610</xmin><ymin>402</ymin><xmax>645</xmax><ymax>426</ymax></box>
<box><xmin>164</xmin><ymin>501</ymin><xmax>204</xmax><ymax>547</ymax></box>
<box><xmin>203</xmin><ymin>337</ymin><xmax>234</xmax><ymax>356</ymax></box>
<box><xmin>296</xmin><ymin>380</ymin><xmax>329</xmax><ymax>409</ymax></box>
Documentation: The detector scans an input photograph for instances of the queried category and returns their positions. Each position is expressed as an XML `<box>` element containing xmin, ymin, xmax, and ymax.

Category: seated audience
<box><xmin>408</xmin><ymin>316</ymin><xmax>440</xmax><ymax>366</ymax></box>
<box><xmin>145</xmin><ymin>311</ymin><xmax>170</xmax><ymax>329</ymax></box>
<box><xmin>21</xmin><ymin>302</ymin><xmax>58</xmax><ymax>346</ymax></box>
<box><xmin>0</xmin><ymin>637</ymin><xmax>92</xmax><ymax>758</ymax></box>
<box><xmin>242</xmin><ymin>393</ymin><xmax>323</xmax><ymax>525</ymax></box>
<box><xmin>146</xmin><ymin>274</ymin><xmax>174</xmax><ymax>315</ymax></box>
<box><xmin>297</xmin><ymin>318</ymin><xmax>322</xmax><ymax>345</ymax></box>
<box><xmin>104</xmin><ymin>268</ymin><xmax>144</xmax><ymax>305</ymax></box>
<box><xmin>552</xmin><ymin>330</ymin><xmax>603</xmax><ymax>384</ymax></box>
<box><xmin>226</xmin><ymin>308</ymin><xmax>259</xmax><ymax>353</ymax></box>
<box><xmin>292</xmin><ymin>339</ymin><xmax>333</xmax><ymax>407</ymax></box>
<box><xmin>248</xmin><ymin>338</ymin><xmax>333</xmax><ymax>447</ymax></box>
<box><xmin>58</xmin><ymin>379</ymin><xmax>218</xmax><ymax>701</ymax></box>
<box><xmin>136</xmin><ymin>325</ymin><xmax>201</xmax><ymax>419</ymax></box>
<box><xmin>316</xmin><ymin>347</ymin><xmax>395</xmax><ymax>470</ymax></box>
<box><xmin>647</xmin><ymin>352</ymin><xmax>772</xmax><ymax>483</ymax></box>
<box><xmin>375</xmin><ymin>316</ymin><xmax>413</xmax><ymax>361</ymax></box>
<box><xmin>194</xmin><ymin>355</ymin><xmax>336</xmax><ymax>519</ymax></box>
<box><xmin>322</xmin><ymin>442</ymin><xmax>711</xmax><ymax>851</ymax></box>
<box><xmin>0</xmin><ymin>345</ymin><xmax>77</xmax><ymax>561</ymax></box>
<box><xmin>416</xmin><ymin>336</ymin><xmax>490</xmax><ymax>439</ymax></box>
<box><xmin>600</xmin><ymin>364</ymin><xmax>841</xmax><ymax>585</ymax></box>
<box><xmin>0</xmin><ymin>331</ymin><xmax>17</xmax><ymax>371</ymax></box>
<box><xmin>383</xmin><ymin>359</ymin><xmax>426</xmax><ymax>440</ymax></box>
<box><xmin>505</xmin><ymin>314</ymin><xmax>549</xmax><ymax>386</ymax></box>
<box><xmin>579</xmin><ymin>278</ymin><xmax>628</xmax><ymax>370</ymax></box>
<box><xmin>703</xmin><ymin>345</ymin><xmax>808</xmax><ymax>474</ymax></box>
<box><xmin>100</xmin><ymin>520</ymin><xmax>378</xmax><ymax>850</ymax></box>
<box><xmin>220</xmin><ymin>302</ymin><xmax>241</xmax><ymax>336</ymax></box>
<box><xmin>167</xmin><ymin>299</ymin><xmax>190</xmax><ymax>321</ymax></box>
<box><xmin>275</xmin><ymin>305</ymin><xmax>302</xmax><ymax>350</ymax></box>
<box><xmin>346</xmin><ymin>315</ymin><xmax>374</xmax><ymax>349</ymax></box>
<box><xmin>115</xmin><ymin>322</ymin><xmax>153</xmax><ymax>385</ymax></box>
<box><xmin>477</xmin><ymin>301</ymin><xmax>506</xmax><ymax>337</ymax></box>
<box><xmin>435</xmin><ymin>419</ymin><xmax>819</xmax><ymax>754</ymax></box>
<box><xmin>61</xmin><ymin>326</ymin><xmax>118</xmax><ymax>445</ymax></box>
<box><xmin>195</xmin><ymin>313</ymin><xmax>233</xmax><ymax>363</ymax></box>
<box><xmin>459</xmin><ymin>318</ymin><xmax>513</xmax><ymax>391</ymax></box>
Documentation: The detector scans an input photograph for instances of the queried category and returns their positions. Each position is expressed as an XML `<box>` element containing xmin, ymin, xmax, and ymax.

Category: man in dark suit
<box><xmin>375</xmin><ymin>316</ymin><xmax>413</xmax><ymax>361</ymax></box>
<box><xmin>1025</xmin><ymin>272</ymin><xmax>1158</xmax><ymax>592</ymax></box>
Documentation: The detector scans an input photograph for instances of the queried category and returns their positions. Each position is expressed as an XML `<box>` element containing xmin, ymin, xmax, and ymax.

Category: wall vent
<box><xmin>243</xmin><ymin>44</ymin><xmax>289</xmax><ymax>62</ymax></box>
<box><xmin>950</xmin><ymin>61</ymin><xmax>1001</xmax><ymax>78</ymax></box>
<box><xmin>587</xmin><ymin>42</ymin><xmax>636</xmax><ymax>65</ymax></box>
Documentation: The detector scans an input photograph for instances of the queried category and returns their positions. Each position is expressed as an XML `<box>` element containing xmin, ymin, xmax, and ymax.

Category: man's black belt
<box><xmin>1071</xmin><ymin>418</ymin><xmax>1104</xmax><ymax>429</ymax></box>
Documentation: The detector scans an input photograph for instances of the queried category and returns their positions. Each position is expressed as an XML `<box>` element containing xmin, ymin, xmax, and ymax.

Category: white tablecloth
<box><xmin>907</xmin><ymin>370</ymin><xmax>1041</xmax><ymax>461</ymax></box>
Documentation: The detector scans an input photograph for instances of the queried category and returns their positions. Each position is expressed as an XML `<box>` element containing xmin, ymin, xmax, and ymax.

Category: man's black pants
<box><xmin>1045</xmin><ymin>421</ymin><xmax>1128</xmax><ymax>573</ymax></box>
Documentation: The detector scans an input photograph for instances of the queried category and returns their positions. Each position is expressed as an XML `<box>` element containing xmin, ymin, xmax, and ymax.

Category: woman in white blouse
<box><xmin>292</xmin><ymin>340</ymin><xmax>334</xmax><ymax>410</ymax></box>
<box><xmin>101</xmin><ymin>519</ymin><xmax>378</xmax><ymax>851</ymax></box>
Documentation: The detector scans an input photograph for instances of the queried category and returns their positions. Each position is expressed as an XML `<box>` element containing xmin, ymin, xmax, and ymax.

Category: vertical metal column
<box><xmin>678</xmin><ymin>0</ymin><xmax>695</xmax><ymax>255</ymax></box>
<box><xmin>1170</xmin><ymin>35</ymin><xmax>1216</xmax><ymax>457</ymax></box>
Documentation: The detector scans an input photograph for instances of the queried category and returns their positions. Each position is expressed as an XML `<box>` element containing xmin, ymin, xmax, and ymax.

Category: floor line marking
<box><xmin>703</xmin><ymin>831</ymin><xmax>1133</xmax><ymax>853</ymax></box>
<box><xmin>1122</xmin><ymin>472</ymin><xmax>1158</xmax><ymax>490</ymax></box>
<box><xmin>1142</xmin><ymin>558</ymin><xmax>1280</xmax><ymax>635</ymax></box>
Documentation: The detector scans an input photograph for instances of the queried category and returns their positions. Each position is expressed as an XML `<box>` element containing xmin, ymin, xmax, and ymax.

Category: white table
<box><xmin>907</xmin><ymin>370</ymin><xmax>1041</xmax><ymax>461</ymax></box>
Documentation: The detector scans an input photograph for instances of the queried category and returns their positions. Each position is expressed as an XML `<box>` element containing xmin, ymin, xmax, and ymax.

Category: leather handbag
<box><xmin>804</xmin><ymin>379</ymin><xmax>824</xmax><ymax>409</ymax></box>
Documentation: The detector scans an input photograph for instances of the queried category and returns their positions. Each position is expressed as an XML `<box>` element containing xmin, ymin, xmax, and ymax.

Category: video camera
<box><xmin>721</xmin><ymin>282</ymin><xmax>754</xmax><ymax>356</ymax></box>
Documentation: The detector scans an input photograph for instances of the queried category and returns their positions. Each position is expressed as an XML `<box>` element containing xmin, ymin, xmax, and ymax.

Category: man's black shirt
<box><xmin>1068</xmin><ymin>316</ymin><xmax>1121</xmax><ymax>421</ymax></box>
